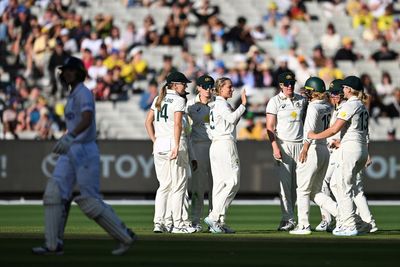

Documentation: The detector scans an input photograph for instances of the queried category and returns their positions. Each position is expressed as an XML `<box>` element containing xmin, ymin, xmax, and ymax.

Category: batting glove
<box><xmin>52</xmin><ymin>133</ymin><xmax>75</xmax><ymax>155</ymax></box>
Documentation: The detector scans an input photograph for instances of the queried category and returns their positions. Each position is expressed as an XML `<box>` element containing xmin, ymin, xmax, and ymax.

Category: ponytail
<box><xmin>155</xmin><ymin>84</ymin><xmax>168</xmax><ymax>111</ymax></box>
<box><xmin>214</xmin><ymin>77</ymin><xmax>231</xmax><ymax>96</ymax></box>
<box><xmin>311</xmin><ymin>91</ymin><xmax>327</xmax><ymax>101</ymax></box>
<box><xmin>357</xmin><ymin>91</ymin><xmax>368</xmax><ymax>104</ymax></box>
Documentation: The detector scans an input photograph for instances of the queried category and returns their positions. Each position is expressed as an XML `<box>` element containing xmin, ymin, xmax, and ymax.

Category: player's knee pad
<box><xmin>43</xmin><ymin>179</ymin><xmax>62</xmax><ymax>205</ymax></box>
<box><xmin>75</xmin><ymin>196</ymin><xmax>105</xmax><ymax>219</ymax></box>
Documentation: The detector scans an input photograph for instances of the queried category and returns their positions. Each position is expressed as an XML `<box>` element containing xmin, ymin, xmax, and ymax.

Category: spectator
<box><xmin>361</xmin><ymin>73</ymin><xmax>383</xmax><ymax>117</ymax></box>
<box><xmin>34</xmin><ymin>108</ymin><xmax>54</xmax><ymax>140</ymax></box>
<box><xmin>139</xmin><ymin>79</ymin><xmax>158</xmax><ymax>111</ymax></box>
<box><xmin>251</xmin><ymin>25</ymin><xmax>268</xmax><ymax>41</ymax></box>
<box><xmin>48</xmin><ymin>39</ymin><xmax>69</xmax><ymax>96</ymax></box>
<box><xmin>286</xmin><ymin>0</ymin><xmax>310</xmax><ymax>21</ymax></box>
<box><xmin>383</xmin><ymin>88</ymin><xmax>400</xmax><ymax>117</ymax></box>
<box><xmin>312</xmin><ymin>45</ymin><xmax>328</xmax><ymax>68</ymax></box>
<box><xmin>321</xmin><ymin>0</ymin><xmax>345</xmax><ymax>19</ymax></box>
<box><xmin>93</xmin><ymin>78</ymin><xmax>111</xmax><ymax>101</ymax></box>
<box><xmin>81</xmin><ymin>48</ymin><xmax>94</xmax><ymax>70</ymax></box>
<box><xmin>352</xmin><ymin>4</ymin><xmax>373</xmax><ymax>30</ymax></box>
<box><xmin>59</xmin><ymin>28</ymin><xmax>77</xmax><ymax>54</ymax></box>
<box><xmin>368</xmin><ymin>0</ymin><xmax>391</xmax><ymax>18</ymax></box>
<box><xmin>1</xmin><ymin>98</ymin><xmax>18</xmax><ymax>139</ymax></box>
<box><xmin>263</xmin><ymin>1</ymin><xmax>285</xmax><ymax>27</ymax></box>
<box><xmin>109</xmin><ymin>67</ymin><xmax>127</xmax><ymax>101</ymax></box>
<box><xmin>272</xmin><ymin>56</ymin><xmax>294</xmax><ymax>87</ymax></box>
<box><xmin>273</xmin><ymin>24</ymin><xmax>295</xmax><ymax>50</ymax></box>
<box><xmin>295</xmin><ymin>56</ymin><xmax>316</xmax><ymax>89</ymax></box>
<box><xmin>104</xmin><ymin>26</ymin><xmax>124</xmax><ymax>53</ymax></box>
<box><xmin>157</xmin><ymin>55</ymin><xmax>178</xmax><ymax>83</ymax></box>
<box><xmin>94</xmin><ymin>14</ymin><xmax>113</xmax><ymax>38</ymax></box>
<box><xmin>191</xmin><ymin>0</ymin><xmax>219</xmax><ymax>26</ymax></box>
<box><xmin>226</xmin><ymin>16</ymin><xmax>254</xmax><ymax>53</ymax></box>
<box><xmin>255</xmin><ymin>61</ymin><xmax>273</xmax><ymax>87</ymax></box>
<box><xmin>210</xmin><ymin>59</ymin><xmax>226</xmax><ymax>80</ymax></box>
<box><xmin>81</xmin><ymin>31</ymin><xmax>102</xmax><ymax>56</ymax></box>
<box><xmin>362</xmin><ymin>18</ymin><xmax>382</xmax><ymax>41</ymax></box>
<box><xmin>370</xmin><ymin>40</ymin><xmax>398</xmax><ymax>62</ymax></box>
<box><xmin>121</xmin><ymin>47</ymin><xmax>148</xmax><ymax>83</ymax></box>
<box><xmin>88</xmin><ymin>56</ymin><xmax>107</xmax><ymax>82</ymax></box>
<box><xmin>318</xmin><ymin>58</ymin><xmax>344</xmax><ymax>84</ymax></box>
<box><xmin>320</xmin><ymin>23</ymin><xmax>341</xmax><ymax>55</ymax></box>
<box><xmin>238</xmin><ymin>113</ymin><xmax>264</xmax><ymax>141</ymax></box>
<box><xmin>122</xmin><ymin>22</ymin><xmax>140</xmax><ymax>50</ymax></box>
<box><xmin>387</xmin><ymin>128</ymin><xmax>396</xmax><ymax>141</ymax></box>
<box><xmin>376</xmin><ymin>71</ymin><xmax>395</xmax><ymax>103</ymax></box>
<box><xmin>334</xmin><ymin>36</ymin><xmax>362</xmax><ymax>61</ymax></box>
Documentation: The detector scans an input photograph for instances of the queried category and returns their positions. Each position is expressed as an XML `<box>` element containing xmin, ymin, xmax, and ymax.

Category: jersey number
<box><xmin>156</xmin><ymin>104</ymin><xmax>169</xmax><ymax>122</ymax></box>
<box><xmin>322</xmin><ymin>114</ymin><xmax>331</xmax><ymax>130</ymax></box>
<box><xmin>359</xmin><ymin>111</ymin><xmax>369</xmax><ymax>131</ymax></box>
<box><xmin>210</xmin><ymin>111</ymin><xmax>215</xmax><ymax>130</ymax></box>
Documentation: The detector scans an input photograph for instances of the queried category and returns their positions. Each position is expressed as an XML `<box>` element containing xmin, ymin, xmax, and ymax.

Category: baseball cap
<box><xmin>278</xmin><ymin>71</ymin><xmax>296</xmax><ymax>83</ymax></box>
<box><xmin>342</xmin><ymin>76</ymin><xmax>363</xmax><ymax>91</ymax></box>
<box><xmin>328</xmin><ymin>79</ymin><xmax>344</xmax><ymax>95</ymax></box>
<box><xmin>196</xmin><ymin>74</ymin><xmax>215</xmax><ymax>89</ymax></box>
<box><xmin>166</xmin><ymin>71</ymin><xmax>191</xmax><ymax>84</ymax></box>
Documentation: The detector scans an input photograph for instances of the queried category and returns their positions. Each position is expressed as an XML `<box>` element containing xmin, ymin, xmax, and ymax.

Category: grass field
<box><xmin>1</xmin><ymin>204</ymin><xmax>400</xmax><ymax>267</ymax></box>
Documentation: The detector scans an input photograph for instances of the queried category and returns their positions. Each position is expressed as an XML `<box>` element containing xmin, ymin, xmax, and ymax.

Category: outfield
<box><xmin>1</xmin><ymin>204</ymin><xmax>399</xmax><ymax>267</ymax></box>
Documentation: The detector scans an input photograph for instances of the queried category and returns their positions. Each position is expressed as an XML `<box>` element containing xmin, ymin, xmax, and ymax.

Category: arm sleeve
<box><xmin>303</xmin><ymin>105</ymin><xmax>318</xmax><ymax>143</ymax></box>
<box><xmin>150</xmin><ymin>96</ymin><xmax>158</xmax><ymax>111</ymax></box>
<box><xmin>174</xmin><ymin>97</ymin><xmax>186</xmax><ymax>112</ymax></box>
<box><xmin>220</xmin><ymin>104</ymin><xmax>246</xmax><ymax>124</ymax></box>
<box><xmin>336</xmin><ymin>103</ymin><xmax>355</xmax><ymax>122</ymax></box>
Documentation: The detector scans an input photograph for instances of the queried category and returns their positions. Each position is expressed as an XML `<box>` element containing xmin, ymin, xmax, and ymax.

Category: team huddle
<box><xmin>146</xmin><ymin>70</ymin><xmax>376</xmax><ymax>237</ymax></box>
<box><xmin>31</xmin><ymin>56</ymin><xmax>375</xmax><ymax>257</ymax></box>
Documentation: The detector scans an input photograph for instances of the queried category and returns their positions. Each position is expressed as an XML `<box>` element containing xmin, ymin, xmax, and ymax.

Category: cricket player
<box><xmin>289</xmin><ymin>77</ymin><xmax>338</xmax><ymax>235</ymax></box>
<box><xmin>309</xmin><ymin>76</ymin><xmax>370</xmax><ymax>236</ymax></box>
<box><xmin>316</xmin><ymin>79</ymin><xmax>377</xmax><ymax>233</ymax></box>
<box><xmin>145</xmin><ymin>71</ymin><xmax>195</xmax><ymax>234</ymax></box>
<box><xmin>185</xmin><ymin>74</ymin><xmax>215</xmax><ymax>232</ymax></box>
<box><xmin>204</xmin><ymin>77</ymin><xmax>247</xmax><ymax>234</ymax></box>
<box><xmin>32</xmin><ymin>57</ymin><xmax>136</xmax><ymax>256</ymax></box>
<box><xmin>266</xmin><ymin>72</ymin><xmax>307</xmax><ymax>231</ymax></box>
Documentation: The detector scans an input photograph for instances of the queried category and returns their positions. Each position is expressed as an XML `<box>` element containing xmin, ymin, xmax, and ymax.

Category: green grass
<box><xmin>1</xmin><ymin>205</ymin><xmax>400</xmax><ymax>266</ymax></box>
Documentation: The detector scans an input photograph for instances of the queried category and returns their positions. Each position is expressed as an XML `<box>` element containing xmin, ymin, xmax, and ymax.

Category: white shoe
<box><xmin>369</xmin><ymin>221</ymin><xmax>378</xmax><ymax>233</ymax></box>
<box><xmin>280</xmin><ymin>219</ymin><xmax>296</xmax><ymax>231</ymax></box>
<box><xmin>289</xmin><ymin>225</ymin><xmax>311</xmax><ymax>235</ymax></box>
<box><xmin>171</xmin><ymin>227</ymin><xmax>194</xmax><ymax>234</ymax></box>
<box><xmin>111</xmin><ymin>229</ymin><xmax>137</xmax><ymax>256</ymax></box>
<box><xmin>204</xmin><ymin>217</ymin><xmax>223</xmax><ymax>234</ymax></box>
<box><xmin>315</xmin><ymin>220</ymin><xmax>329</xmax><ymax>232</ymax></box>
<box><xmin>153</xmin><ymin>223</ymin><xmax>167</xmax><ymax>233</ymax></box>
<box><xmin>333</xmin><ymin>226</ymin><xmax>358</xmax><ymax>236</ymax></box>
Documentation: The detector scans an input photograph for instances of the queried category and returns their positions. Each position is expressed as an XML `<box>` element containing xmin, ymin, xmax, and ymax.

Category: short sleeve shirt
<box><xmin>266</xmin><ymin>92</ymin><xmax>307</xmax><ymax>142</ymax></box>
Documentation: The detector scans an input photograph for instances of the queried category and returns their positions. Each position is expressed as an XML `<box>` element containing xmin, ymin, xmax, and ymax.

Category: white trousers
<box><xmin>208</xmin><ymin>140</ymin><xmax>240</xmax><ymax>223</ymax></box>
<box><xmin>335</xmin><ymin>142</ymin><xmax>368</xmax><ymax>228</ymax></box>
<box><xmin>190</xmin><ymin>141</ymin><xmax>213</xmax><ymax>225</ymax></box>
<box><xmin>276</xmin><ymin>140</ymin><xmax>303</xmax><ymax>221</ymax></box>
<box><xmin>153</xmin><ymin>139</ymin><xmax>189</xmax><ymax>228</ymax></box>
<box><xmin>296</xmin><ymin>144</ymin><xmax>337</xmax><ymax>227</ymax></box>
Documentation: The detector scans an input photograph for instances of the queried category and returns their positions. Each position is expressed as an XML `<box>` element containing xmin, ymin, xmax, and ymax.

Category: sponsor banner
<box><xmin>0</xmin><ymin>141</ymin><xmax>399</xmax><ymax>194</ymax></box>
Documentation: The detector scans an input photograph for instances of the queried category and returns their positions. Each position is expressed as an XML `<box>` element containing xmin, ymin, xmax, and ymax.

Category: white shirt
<box><xmin>151</xmin><ymin>90</ymin><xmax>186</xmax><ymax>138</ymax></box>
<box><xmin>266</xmin><ymin>92</ymin><xmax>307</xmax><ymax>142</ymax></box>
<box><xmin>81</xmin><ymin>38</ymin><xmax>102</xmax><ymax>56</ymax></box>
<box><xmin>209</xmin><ymin>96</ymin><xmax>246</xmax><ymax>141</ymax></box>
<box><xmin>303</xmin><ymin>99</ymin><xmax>332</xmax><ymax>145</ymax></box>
<box><xmin>65</xmin><ymin>83</ymin><xmax>96</xmax><ymax>143</ymax></box>
<box><xmin>337</xmin><ymin>96</ymin><xmax>369</xmax><ymax>144</ymax></box>
<box><xmin>186</xmin><ymin>94</ymin><xmax>214</xmax><ymax>142</ymax></box>
<box><xmin>327</xmin><ymin>101</ymin><xmax>345</xmax><ymax>145</ymax></box>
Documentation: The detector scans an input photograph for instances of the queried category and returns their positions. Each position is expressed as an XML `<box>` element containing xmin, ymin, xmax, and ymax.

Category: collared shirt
<box><xmin>209</xmin><ymin>96</ymin><xmax>246</xmax><ymax>141</ymax></box>
<box><xmin>151</xmin><ymin>89</ymin><xmax>186</xmax><ymax>139</ymax></box>
<box><xmin>303</xmin><ymin>99</ymin><xmax>332</xmax><ymax>145</ymax></box>
<box><xmin>186</xmin><ymin>94</ymin><xmax>214</xmax><ymax>142</ymax></box>
<box><xmin>337</xmin><ymin>96</ymin><xmax>369</xmax><ymax>144</ymax></box>
<box><xmin>266</xmin><ymin>92</ymin><xmax>306</xmax><ymax>142</ymax></box>
<box><xmin>65</xmin><ymin>83</ymin><xmax>96</xmax><ymax>143</ymax></box>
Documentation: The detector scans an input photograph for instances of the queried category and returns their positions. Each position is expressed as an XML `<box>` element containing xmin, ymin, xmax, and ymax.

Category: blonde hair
<box><xmin>214</xmin><ymin>77</ymin><xmax>231</xmax><ymax>96</ymax></box>
<box><xmin>311</xmin><ymin>91</ymin><xmax>327</xmax><ymax>101</ymax></box>
<box><xmin>155</xmin><ymin>84</ymin><xmax>168</xmax><ymax>111</ymax></box>
<box><xmin>349</xmin><ymin>88</ymin><xmax>368</xmax><ymax>104</ymax></box>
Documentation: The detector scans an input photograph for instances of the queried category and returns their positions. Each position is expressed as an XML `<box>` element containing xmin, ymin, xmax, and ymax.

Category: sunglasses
<box><xmin>283</xmin><ymin>81</ymin><xmax>295</xmax><ymax>87</ymax></box>
<box><xmin>173</xmin><ymin>82</ymin><xmax>187</xmax><ymax>87</ymax></box>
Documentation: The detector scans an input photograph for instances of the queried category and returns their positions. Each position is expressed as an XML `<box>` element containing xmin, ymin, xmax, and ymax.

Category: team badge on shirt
<box><xmin>290</xmin><ymin>111</ymin><xmax>297</xmax><ymax>119</ymax></box>
<box><xmin>339</xmin><ymin>111</ymin><xmax>347</xmax><ymax>119</ymax></box>
<box><xmin>203</xmin><ymin>114</ymin><xmax>209</xmax><ymax>123</ymax></box>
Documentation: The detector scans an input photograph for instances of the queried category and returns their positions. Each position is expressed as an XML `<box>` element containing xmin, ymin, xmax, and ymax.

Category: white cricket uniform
<box><xmin>151</xmin><ymin>90</ymin><xmax>189</xmax><ymax>228</ymax></box>
<box><xmin>266</xmin><ymin>92</ymin><xmax>306</xmax><ymax>222</ymax></box>
<box><xmin>334</xmin><ymin>96</ymin><xmax>369</xmax><ymax>229</ymax></box>
<box><xmin>296</xmin><ymin>99</ymin><xmax>338</xmax><ymax>228</ymax></box>
<box><xmin>319</xmin><ymin>102</ymin><xmax>343</xmax><ymax>223</ymax></box>
<box><xmin>53</xmin><ymin>83</ymin><xmax>99</xmax><ymax>200</ymax></box>
<box><xmin>207</xmin><ymin>96</ymin><xmax>245</xmax><ymax>223</ymax></box>
<box><xmin>186</xmin><ymin>94</ymin><xmax>214</xmax><ymax>225</ymax></box>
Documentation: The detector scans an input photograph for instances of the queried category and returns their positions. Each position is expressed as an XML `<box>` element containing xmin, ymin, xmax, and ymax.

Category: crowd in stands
<box><xmin>0</xmin><ymin>0</ymin><xmax>400</xmax><ymax>140</ymax></box>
